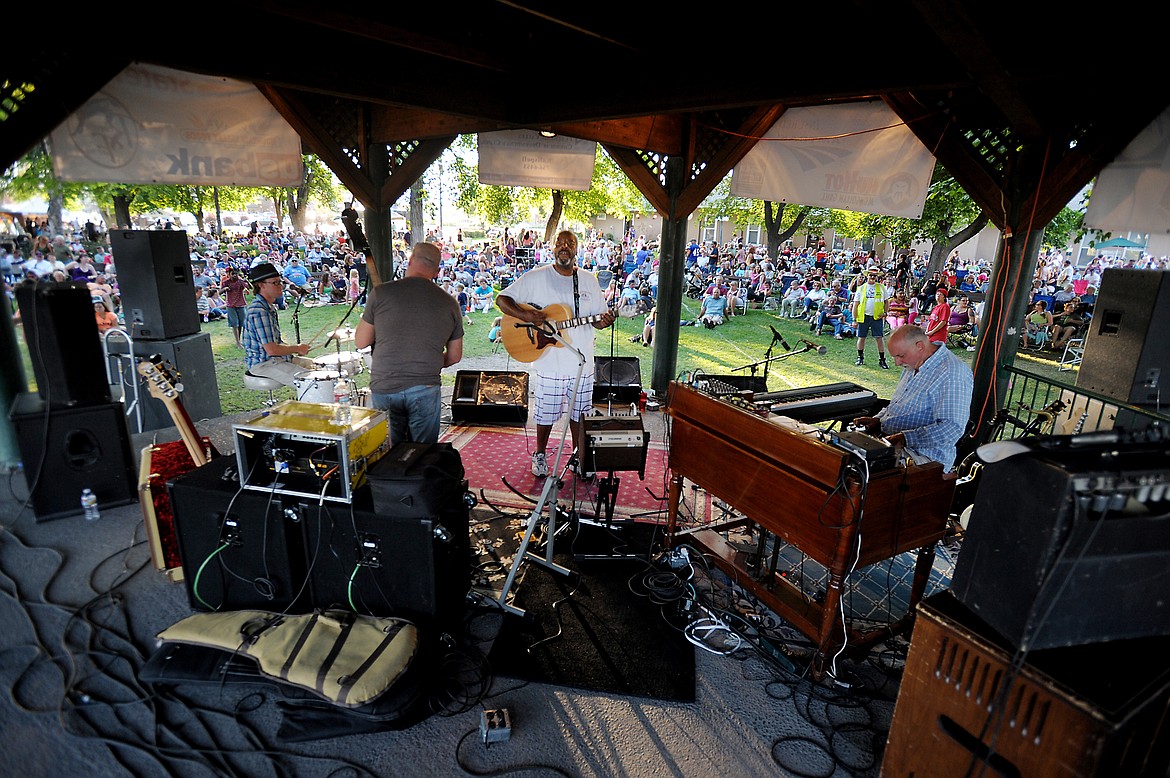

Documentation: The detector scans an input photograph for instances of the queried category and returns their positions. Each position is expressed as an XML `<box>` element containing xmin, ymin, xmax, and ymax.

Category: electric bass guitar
<box><xmin>501</xmin><ymin>301</ymin><xmax>639</xmax><ymax>363</ymax></box>
<box><xmin>136</xmin><ymin>356</ymin><xmax>220</xmax><ymax>582</ymax></box>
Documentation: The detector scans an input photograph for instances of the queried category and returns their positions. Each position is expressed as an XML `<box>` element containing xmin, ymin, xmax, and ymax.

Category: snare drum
<box><xmin>294</xmin><ymin>370</ymin><xmax>341</xmax><ymax>404</ymax></box>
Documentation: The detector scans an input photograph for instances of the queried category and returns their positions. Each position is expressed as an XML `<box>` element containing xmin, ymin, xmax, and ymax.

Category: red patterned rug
<box><xmin>441</xmin><ymin>424</ymin><xmax>714</xmax><ymax>525</ymax></box>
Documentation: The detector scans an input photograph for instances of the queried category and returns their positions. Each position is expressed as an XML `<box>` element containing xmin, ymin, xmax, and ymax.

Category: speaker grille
<box><xmin>598</xmin><ymin>359</ymin><xmax>639</xmax><ymax>385</ymax></box>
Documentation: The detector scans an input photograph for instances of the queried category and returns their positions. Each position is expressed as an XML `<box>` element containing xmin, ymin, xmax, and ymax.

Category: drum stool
<box><xmin>243</xmin><ymin>371</ymin><xmax>286</xmax><ymax>407</ymax></box>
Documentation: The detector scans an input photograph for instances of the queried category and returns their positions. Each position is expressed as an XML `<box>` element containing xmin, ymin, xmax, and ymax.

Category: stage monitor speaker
<box><xmin>110</xmin><ymin>230</ymin><xmax>201</xmax><ymax>341</ymax></box>
<box><xmin>301</xmin><ymin>487</ymin><xmax>470</xmax><ymax>629</ymax></box>
<box><xmin>593</xmin><ymin>356</ymin><xmax>641</xmax><ymax>404</ymax></box>
<box><xmin>883</xmin><ymin>592</ymin><xmax>1170</xmax><ymax>778</ymax></box>
<box><xmin>450</xmin><ymin>370</ymin><xmax>528</xmax><ymax>424</ymax></box>
<box><xmin>582</xmin><ymin>415</ymin><xmax>649</xmax><ymax>477</ymax></box>
<box><xmin>15</xmin><ymin>283</ymin><xmax>111</xmax><ymax>408</ymax></box>
<box><xmin>1076</xmin><ymin>268</ymin><xmax>1170</xmax><ymax>406</ymax></box>
<box><xmin>9</xmin><ymin>393</ymin><xmax>136</xmax><ymax>522</ymax></box>
<box><xmin>105</xmin><ymin>332</ymin><xmax>222</xmax><ymax>432</ymax></box>
<box><xmin>950</xmin><ymin>439</ymin><xmax>1170</xmax><ymax>650</ymax></box>
<box><xmin>168</xmin><ymin>456</ymin><xmax>312</xmax><ymax>613</ymax></box>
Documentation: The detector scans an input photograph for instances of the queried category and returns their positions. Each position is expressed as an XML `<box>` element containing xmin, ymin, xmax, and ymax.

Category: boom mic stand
<box><xmin>496</xmin><ymin>325</ymin><xmax>586</xmax><ymax>618</ymax></box>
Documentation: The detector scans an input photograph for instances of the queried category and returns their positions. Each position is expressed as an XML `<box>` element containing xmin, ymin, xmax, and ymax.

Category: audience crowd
<box><xmin>4</xmin><ymin>217</ymin><xmax>1168</xmax><ymax>366</ymax></box>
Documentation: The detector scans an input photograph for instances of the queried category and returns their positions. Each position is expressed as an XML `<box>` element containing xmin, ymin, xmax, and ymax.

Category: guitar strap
<box><xmin>571</xmin><ymin>269</ymin><xmax>580</xmax><ymax>319</ymax></box>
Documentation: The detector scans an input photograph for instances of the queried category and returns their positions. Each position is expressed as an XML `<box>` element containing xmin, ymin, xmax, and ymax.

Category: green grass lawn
<box><xmin>13</xmin><ymin>294</ymin><xmax>1072</xmax><ymax>419</ymax></box>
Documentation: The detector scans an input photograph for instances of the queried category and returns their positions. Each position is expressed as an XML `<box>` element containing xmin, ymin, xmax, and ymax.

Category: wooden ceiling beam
<box><xmin>259</xmin><ymin>85</ymin><xmax>377</xmax><ymax>207</ymax></box>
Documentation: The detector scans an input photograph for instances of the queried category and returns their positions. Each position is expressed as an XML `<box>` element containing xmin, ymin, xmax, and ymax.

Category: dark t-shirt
<box><xmin>361</xmin><ymin>277</ymin><xmax>464</xmax><ymax>394</ymax></box>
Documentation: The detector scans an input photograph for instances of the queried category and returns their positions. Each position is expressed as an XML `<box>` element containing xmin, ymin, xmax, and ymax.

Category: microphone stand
<box><xmin>496</xmin><ymin>326</ymin><xmax>585</xmax><ymax>618</ymax></box>
<box><xmin>733</xmin><ymin>344</ymin><xmax>814</xmax><ymax>373</ymax></box>
<box><xmin>290</xmin><ymin>288</ymin><xmax>304</xmax><ymax>344</ymax></box>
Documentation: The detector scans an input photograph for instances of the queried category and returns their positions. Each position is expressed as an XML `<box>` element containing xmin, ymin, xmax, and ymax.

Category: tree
<box><xmin>852</xmin><ymin>165</ymin><xmax>988</xmax><ymax>272</ymax></box>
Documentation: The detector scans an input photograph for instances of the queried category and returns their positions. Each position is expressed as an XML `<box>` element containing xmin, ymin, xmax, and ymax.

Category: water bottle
<box><xmin>81</xmin><ymin>488</ymin><xmax>100</xmax><ymax>522</ymax></box>
<box><xmin>333</xmin><ymin>380</ymin><xmax>352</xmax><ymax>424</ymax></box>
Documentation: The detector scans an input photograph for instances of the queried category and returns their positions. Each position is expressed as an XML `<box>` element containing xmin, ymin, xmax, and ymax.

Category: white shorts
<box><xmin>532</xmin><ymin>372</ymin><xmax>595</xmax><ymax>426</ymax></box>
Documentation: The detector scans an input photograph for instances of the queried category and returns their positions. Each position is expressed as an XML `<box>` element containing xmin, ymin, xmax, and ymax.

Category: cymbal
<box><xmin>330</xmin><ymin>326</ymin><xmax>356</xmax><ymax>339</ymax></box>
<box><xmin>314</xmin><ymin>351</ymin><xmax>364</xmax><ymax>367</ymax></box>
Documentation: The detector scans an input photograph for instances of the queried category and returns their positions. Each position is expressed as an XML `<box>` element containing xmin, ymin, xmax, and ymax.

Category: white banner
<box><xmin>48</xmin><ymin>63</ymin><xmax>303</xmax><ymax>187</ymax></box>
<box><xmin>478</xmin><ymin>130</ymin><xmax>596</xmax><ymax>190</ymax></box>
<box><xmin>731</xmin><ymin>101</ymin><xmax>934</xmax><ymax>218</ymax></box>
<box><xmin>1085</xmin><ymin>106</ymin><xmax>1170</xmax><ymax>234</ymax></box>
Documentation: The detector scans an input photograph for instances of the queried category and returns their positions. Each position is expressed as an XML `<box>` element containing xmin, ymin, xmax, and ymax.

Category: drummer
<box><xmin>242</xmin><ymin>262</ymin><xmax>316</xmax><ymax>386</ymax></box>
<box><xmin>355</xmin><ymin>242</ymin><xmax>463</xmax><ymax>444</ymax></box>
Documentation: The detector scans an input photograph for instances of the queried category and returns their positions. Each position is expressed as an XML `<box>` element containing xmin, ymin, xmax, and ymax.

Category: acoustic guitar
<box><xmin>136</xmin><ymin>356</ymin><xmax>220</xmax><ymax>583</ymax></box>
<box><xmin>502</xmin><ymin>301</ymin><xmax>639</xmax><ymax>363</ymax></box>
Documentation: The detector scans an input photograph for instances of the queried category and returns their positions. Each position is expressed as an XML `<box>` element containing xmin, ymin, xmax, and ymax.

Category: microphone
<box><xmin>769</xmin><ymin>325</ymin><xmax>792</xmax><ymax>351</ymax></box>
<box><xmin>800</xmin><ymin>338</ymin><xmax>828</xmax><ymax>355</ymax></box>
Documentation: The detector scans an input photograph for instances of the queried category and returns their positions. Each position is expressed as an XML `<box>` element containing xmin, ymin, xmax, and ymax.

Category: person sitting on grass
<box><xmin>699</xmin><ymin>286</ymin><xmax>728</xmax><ymax>328</ymax></box>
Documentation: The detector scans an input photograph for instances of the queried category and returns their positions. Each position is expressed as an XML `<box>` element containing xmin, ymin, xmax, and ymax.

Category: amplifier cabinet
<box><xmin>882</xmin><ymin>592</ymin><xmax>1170</xmax><ymax>777</ymax></box>
<box><xmin>168</xmin><ymin>456</ymin><xmax>312</xmax><ymax>613</ymax></box>
<box><xmin>582</xmin><ymin>415</ymin><xmax>649</xmax><ymax>477</ymax></box>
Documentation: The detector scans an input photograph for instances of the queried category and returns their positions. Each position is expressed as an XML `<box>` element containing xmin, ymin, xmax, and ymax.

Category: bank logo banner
<box><xmin>49</xmin><ymin>63</ymin><xmax>303</xmax><ymax>187</ymax></box>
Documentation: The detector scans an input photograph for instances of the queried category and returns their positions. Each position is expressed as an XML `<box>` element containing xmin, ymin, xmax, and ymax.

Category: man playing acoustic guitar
<box><xmin>496</xmin><ymin>230</ymin><xmax>617</xmax><ymax>478</ymax></box>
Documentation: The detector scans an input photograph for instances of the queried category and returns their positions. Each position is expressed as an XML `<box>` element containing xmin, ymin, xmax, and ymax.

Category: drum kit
<box><xmin>294</xmin><ymin>326</ymin><xmax>369</xmax><ymax>406</ymax></box>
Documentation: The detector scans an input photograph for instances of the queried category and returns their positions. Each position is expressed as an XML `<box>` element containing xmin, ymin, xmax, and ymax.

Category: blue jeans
<box><xmin>370</xmin><ymin>384</ymin><xmax>442</xmax><ymax>444</ymax></box>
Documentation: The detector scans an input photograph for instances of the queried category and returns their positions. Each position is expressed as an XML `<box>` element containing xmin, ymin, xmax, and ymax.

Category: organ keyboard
<box><xmin>755</xmin><ymin>381</ymin><xmax>877</xmax><ymax>423</ymax></box>
<box><xmin>665</xmin><ymin>380</ymin><xmax>953</xmax><ymax>678</ymax></box>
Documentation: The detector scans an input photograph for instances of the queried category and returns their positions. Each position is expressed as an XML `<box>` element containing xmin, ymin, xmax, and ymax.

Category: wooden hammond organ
<box><xmin>665</xmin><ymin>381</ymin><xmax>954</xmax><ymax>677</ymax></box>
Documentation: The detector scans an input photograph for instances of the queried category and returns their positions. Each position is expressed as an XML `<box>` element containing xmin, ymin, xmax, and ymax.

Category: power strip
<box><xmin>480</xmin><ymin>708</ymin><xmax>511</xmax><ymax>744</ymax></box>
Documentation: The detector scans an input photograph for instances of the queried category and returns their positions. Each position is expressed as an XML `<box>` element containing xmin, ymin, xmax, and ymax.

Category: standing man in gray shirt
<box><xmin>355</xmin><ymin>242</ymin><xmax>464</xmax><ymax>444</ymax></box>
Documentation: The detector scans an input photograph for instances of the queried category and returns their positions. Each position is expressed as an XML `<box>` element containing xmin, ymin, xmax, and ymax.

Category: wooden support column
<box><xmin>650</xmin><ymin>160</ymin><xmax>689</xmax><ymax>397</ymax></box>
<box><xmin>364</xmin><ymin>142</ymin><xmax>393</xmax><ymax>285</ymax></box>
<box><xmin>965</xmin><ymin>226</ymin><xmax>1045</xmax><ymax>446</ymax></box>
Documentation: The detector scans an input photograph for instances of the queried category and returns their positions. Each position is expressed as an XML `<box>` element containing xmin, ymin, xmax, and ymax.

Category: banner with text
<box><xmin>478</xmin><ymin>130</ymin><xmax>596</xmax><ymax>190</ymax></box>
<box><xmin>49</xmin><ymin>63</ymin><xmax>303</xmax><ymax>187</ymax></box>
<box><xmin>731</xmin><ymin>101</ymin><xmax>934</xmax><ymax>219</ymax></box>
<box><xmin>1085</xmin><ymin>106</ymin><xmax>1170</xmax><ymax>234</ymax></box>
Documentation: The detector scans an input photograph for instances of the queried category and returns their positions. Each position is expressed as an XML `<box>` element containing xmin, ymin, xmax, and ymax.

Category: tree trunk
<box><xmin>763</xmin><ymin>202</ymin><xmax>809</xmax><ymax>258</ymax></box>
<box><xmin>47</xmin><ymin>194</ymin><xmax>64</xmax><ymax>239</ymax></box>
<box><xmin>544</xmin><ymin>190</ymin><xmax>564</xmax><ymax>243</ymax></box>
<box><xmin>112</xmin><ymin>196</ymin><xmax>133</xmax><ymax>229</ymax></box>
<box><xmin>928</xmin><ymin>210</ymin><xmax>990</xmax><ymax>275</ymax></box>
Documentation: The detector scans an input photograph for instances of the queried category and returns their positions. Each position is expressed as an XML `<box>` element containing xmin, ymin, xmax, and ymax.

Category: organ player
<box><xmin>851</xmin><ymin>324</ymin><xmax>973</xmax><ymax>471</ymax></box>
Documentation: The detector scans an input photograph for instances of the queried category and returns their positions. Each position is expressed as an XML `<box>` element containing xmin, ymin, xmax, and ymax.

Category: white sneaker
<box><xmin>531</xmin><ymin>452</ymin><xmax>549</xmax><ymax>478</ymax></box>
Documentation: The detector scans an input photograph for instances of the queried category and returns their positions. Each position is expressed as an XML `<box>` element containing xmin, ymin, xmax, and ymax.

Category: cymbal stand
<box><xmin>496</xmin><ymin>326</ymin><xmax>585</xmax><ymax>618</ymax></box>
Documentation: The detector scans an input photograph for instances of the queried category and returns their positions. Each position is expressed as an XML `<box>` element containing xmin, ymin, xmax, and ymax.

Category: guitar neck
<box><xmin>139</xmin><ymin>360</ymin><xmax>210</xmax><ymax>467</ymax></box>
<box><xmin>552</xmin><ymin>312</ymin><xmax>608</xmax><ymax>331</ymax></box>
<box><xmin>170</xmin><ymin>401</ymin><xmax>210</xmax><ymax>467</ymax></box>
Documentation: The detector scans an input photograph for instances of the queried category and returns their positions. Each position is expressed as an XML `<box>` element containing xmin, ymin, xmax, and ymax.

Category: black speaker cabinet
<box><xmin>1076</xmin><ymin>269</ymin><xmax>1170</xmax><ymax>406</ymax></box>
<box><xmin>883</xmin><ymin>592</ymin><xmax>1170</xmax><ymax>778</ymax></box>
<box><xmin>593</xmin><ymin>356</ymin><xmax>641</xmax><ymax>403</ymax></box>
<box><xmin>15</xmin><ymin>283</ymin><xmax>111</xmax><ymax>408</ymax></box>
<box><xmin>110</xmin><ymin>230</ymin><xmax>201</xmax><ymax>341</ymax></box>
<box><xmin>450</xmin><ymin>370</ymin><xmax>529</xmax><ymax>424</ymax></box>
<box><xmin>9</xmin><ymin>392</ymin><xmax>136</xmax><ymax>522</ymax></box>
<box><xmin>950</xmin><ymin>440</ymin><xmax>1170</xmax><ymax>650</ymax></box>
<box><xmin>582</xmin><ymin>415</ymin><xmax>649</xmax><ymax>476</ymax></box>
<box><xmin>300</xmin><ymin>480</ymin><xmax>470</xmax><ymax>629</ymax></box>
<box><xmin>168</xmin><ymin>456</ymin><xmax>311</xmax><ymax>613</ymax></box>
<box><xmin>105</xmin><ymin>332</ymin><xmax>222</xmax><ymax>432</ymax></box>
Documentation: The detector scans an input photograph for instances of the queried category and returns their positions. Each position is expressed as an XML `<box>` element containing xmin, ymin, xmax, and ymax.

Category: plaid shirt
<box><xmin>876</xmin><ymin>343</ymin><xmax>973</xmax><ymax>470</ymax></box>
<box><xmin>242</xmin><ymin>295</ymin><xmax>286</xmax><ymax>370</ymax></box>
